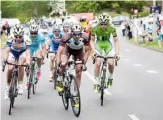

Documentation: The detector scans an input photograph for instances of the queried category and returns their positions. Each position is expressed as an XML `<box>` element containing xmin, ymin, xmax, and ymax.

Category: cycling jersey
<box><xmin>48</xmin><ymin>33</ymin><xmax>63</xmax><ymax>53</ymax></box>
<box><xmin>60</xmin><ymin>32</ymin><xmax>89</xmax><ymax>61</ymax></box>
<box><xmin>29</xmin><ymin>33</ymin><xmax>45</xmax><ymax>56</ymax></box>
<box><xmin>91</xmin><ymin>24</ymin><xmax>117</xmax><ymax>55</ymax></box>
<box><xmin>6</xmin><ymin>35</ymin><xmax>31</xmax><ymax>58</ymax></box>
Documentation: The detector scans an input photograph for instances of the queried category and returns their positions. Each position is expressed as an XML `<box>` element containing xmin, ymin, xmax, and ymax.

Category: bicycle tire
<box><xmin>100</xmin><ymin>68</ymin><xmax>106</xmax><ymax>106</ymax></box>
<box><xmin>32</xmin><ymin>67</ymin><xmax>37</xmax><ymax>94</ymax></box>
<box><xmin>8</xmin><ymin>74</ymin><xmax>17</xmax><ymax>115</ymax></box>
<box><xmin>32</xmin><ymin>84</ymin><xmax>36</xmax><ymax>94</ymax></box>
<box><xmin>53</xmin><ymin>60</ymin><xmax>57</xmax><ymax>90</ymax></box>
<box><xmin>28</xmin><ymin>72</ymin><xmax>33</xmax><ymax>99</ymax></box>
<box><xmin>62</xmin><ymin>86</ymin><xmax>69</xmax><ymax>110</ymax></box>
<box><xmin>70</xmin><ymin>75</ymin><xmax>81</xmax><ymax>117</ymax></box>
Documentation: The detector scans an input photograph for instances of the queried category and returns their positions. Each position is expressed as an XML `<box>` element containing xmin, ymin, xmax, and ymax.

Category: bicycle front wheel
<box><xmin>62</xmin><ymin>86</ymin><xmax>69</xmax><ymax>110</ymax></box>
<box><xmin>100</xmin><ymin>68</ymin><xmax>106</xmax><ymax>106</ymax></box>
<box><xmin>69</xmin><ymin>75</ymin><xmax>81</xmax><ymax>117</ymax></box>
<box><xmin>9</xmin><ymin>75</ymin><xmax>17</xmax><ymax>115</ymax></box>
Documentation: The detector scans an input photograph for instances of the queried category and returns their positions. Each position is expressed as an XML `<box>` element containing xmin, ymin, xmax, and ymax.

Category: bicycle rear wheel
<box><xmin>53</xmin><ymin>60</ymin><xmax>57</xmax><ymax>90</ymax></box>
<box><xmin>100</xmin><ymin>69</ymin><xmax>106</xmax><ymax>106</ymax></box>
<box><xmin>9</xmin><ymin>75</ymin><xmax>17</xmax><ymax>115</ymax></box>
<box><xmin>28</xmin><ymin>74</ymin><xmax>33</xmax><ymax>99</ymax></box>
<box><xmin>32</xmin><ymin>84</ymin><xmax>36</xmax><ymax>94</ymax></box>
<box><xmin>70</xmin><ymin>75</ymin><xmax>81</xmax><ymax>117</ymax></box>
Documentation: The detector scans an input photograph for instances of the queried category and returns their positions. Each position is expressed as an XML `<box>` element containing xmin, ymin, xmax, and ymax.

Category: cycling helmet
<box><xmin>29</xmin><ymin>24</ymin><xmax>39</xmax><ymax>32</ymax></box>
<box><xmin>71</xmin><ymin>22</ymin><xmax>82</xmax><ymax>32</ymax></box>
<box><xmin>63</xmin><ymin>21</ymin><xmax>70</xmax><ymax>27</ymax></box>
<box><xmin>12</xmin><ymin>24</ymin><xmax>24</xmax><ymax>36</ymax></box>
<box><xmin>98</xmin><ymin>13</ymin><xmax>111</xmax><ymax>23</ymax></box>
<box><xmin>52</xmin><ymin>24</ymin><xmax>60</xmax><ymax>30</ymax></box>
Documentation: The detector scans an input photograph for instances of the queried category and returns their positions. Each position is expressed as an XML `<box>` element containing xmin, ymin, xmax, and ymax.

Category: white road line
<box><xmin>128</xmin><ymin>114</ymin><xmax>140</xmax><ymax>120</ymax></box>
<box><xmin>132</xmin><ymin>64</ymin><xmax>143</xmax><ymax>67</ymax></box>
<box><xmin>84</xmin><ymin>71</ymin><xmax>112</xmax><ymax>96</ymax></box>
<box><xmin>146</xmin><ymin>70</ymin><xmax>158</xmax><ymax>73</ymax></box>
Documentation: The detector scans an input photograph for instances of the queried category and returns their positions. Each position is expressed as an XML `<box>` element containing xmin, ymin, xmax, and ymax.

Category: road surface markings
<box><xmin>84</xmin><ymin>71</ymin><xmax>112</xmax><ymax>96</ymax></box>
<box><xmin>132</xmin><ymin>64</ymin><xmax>143</xmax><ymax>67</ymax></box>
<box><xmin>146</xmin><ymin>70</ymin><xmax>158</xmax><ymax>74</ymax></box>
<box><xmin>128</xmin><ymin>114</ymin><xmax>140</xmax><ymax>120</ymax></box>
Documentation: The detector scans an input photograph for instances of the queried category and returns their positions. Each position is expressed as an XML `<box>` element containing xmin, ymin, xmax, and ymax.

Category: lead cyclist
<box><xmin>90</xmin><ymin>13</ymin><xmax>120</xmax><ymax>93</ymax></box>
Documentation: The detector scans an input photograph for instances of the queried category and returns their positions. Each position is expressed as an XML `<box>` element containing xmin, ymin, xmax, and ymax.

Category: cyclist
<box><xmin>90</xmin><ymin>13</ymin><xmax>120</xmax><ymax>93</ymax></box>
<box><xmin>80</xmin><ymin>16</ymin><xmax>88</xmax><ymax>30</ymax></box>
<box><xmin>28</xmin><ymin>24</ymin><xmax>46</xmax><ymax>85</ymax></box>
<box><xmin>56</xmin><ymin>22</ymin><xmax>90</xmax><ymax>94</ymax></box>
<box><xmin>61</xmin><ymin>21</ymin><xmax>71</xmax><ymax>35</ymax></box>
<box><xmin>2</xmin><ymin>24</ymin><xmax>31</xmax><ymax>99</ymax></box>
<box><xmin>46</xmin><ymin>24</ymin><xmax>63</xmax><ymax>82</ymax></box>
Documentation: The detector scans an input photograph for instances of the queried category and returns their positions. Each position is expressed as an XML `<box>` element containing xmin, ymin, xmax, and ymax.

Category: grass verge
<box><xmin>130</xmin><ymin>37</ymin><xmax>163</xmax><ymax>52</ymax></box>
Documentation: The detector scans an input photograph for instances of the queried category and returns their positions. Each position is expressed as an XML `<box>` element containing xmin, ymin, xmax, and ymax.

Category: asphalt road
<box><xmin>1</xmin><ymin>27</ymin><xmax>163</xmax><ymax>120</ymax></box>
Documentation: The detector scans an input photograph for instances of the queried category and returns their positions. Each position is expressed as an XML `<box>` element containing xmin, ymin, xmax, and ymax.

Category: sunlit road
<box><xmin>1</xmin><ymin>27</ymin><xmax>163</xmax><ymax>120</ymax></box>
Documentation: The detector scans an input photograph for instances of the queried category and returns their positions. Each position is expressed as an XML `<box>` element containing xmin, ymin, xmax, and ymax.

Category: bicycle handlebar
<box><xmin>93</xmin><ymin>54</ymin><xmax>118</xmax><ymax>66</ymax></box>
<box><xmin>2</xmin><ymin>61</ymin><xmax>29</xmax><ymax>72</ymax></box>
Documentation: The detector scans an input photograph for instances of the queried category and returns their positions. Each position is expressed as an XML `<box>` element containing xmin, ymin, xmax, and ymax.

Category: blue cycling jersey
<box><xmin>47</xmin><ymin>33</ymin><xmax>62</xmax><ymax>53</ymax></box>
<box><xmin>6</xmin><ymin>35</ymin><xmax>31</xmax><ymax>58</ymax></box>
<box><xmin>29</xmin><ymin>33</ymin><xmax>45</xmax><ymax>48</ymax></box>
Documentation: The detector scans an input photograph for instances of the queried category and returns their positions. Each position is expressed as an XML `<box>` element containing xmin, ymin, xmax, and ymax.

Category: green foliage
<box><xmin>139</xmin><ymin>11</ymin><xmax>150</xmax><ymax>17</ymax></box>
<box><xmin>66</xmin><ymin>1</ymin><xmax>148</xmax><ymax>14</ymax></box>
<box><xmin>1</xmin><ymin>1</ymin><xmax>49</xmax><ymax>22</ymax></box>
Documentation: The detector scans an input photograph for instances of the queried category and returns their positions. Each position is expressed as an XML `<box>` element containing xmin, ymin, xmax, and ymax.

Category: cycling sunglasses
<box><xmin>100</xmin><ymin>23</ymin><xmax>108</xmax><ymax>26</ymax></box>
<box><xmin>15</xmin><ymin>36</ymin><xmax>23</xmax><ymax>39</ymax></box>
<box><xmin>30</xmin><ymin>32</ymin><xmax>37</xmax><ymax>35</ymax></box>
<box><xmin>53</xmin><ymin>30</ymin><xmax>60</xmax><ymax>32</ymax></box>
<box><xmin>73</xmin><ymin>32</ymin><xmax>82</xmax><ymax>36</ymax></box>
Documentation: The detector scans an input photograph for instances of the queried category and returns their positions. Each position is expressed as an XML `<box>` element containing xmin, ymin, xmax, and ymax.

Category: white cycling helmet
<box><xmin>71</xmin><ymin>22</ymin><xmax>82</xmax><ymax>32</ymax></box>
<box><xmin>98</xmin><ymin>13</ymin><xmax>111</xmax><ymax>23</ymax></box>
<box><xmin>12</xmin><ymin>24</ymin><xmax>24</xmax><ymax>36</ymax></box>
<box><xmin>52</xmin><ymin>24</ymin><xmax>60</xmax><ymax>30</ymax></box>
<box><xmin>63</xmin><ymin>21</ymin><xmax>70</xmax><ymax>27</ymax></box>
<box><xmin>29</xmin><ymin>24</ymin><xmax>39</xmax><ymax>32</ymax></box>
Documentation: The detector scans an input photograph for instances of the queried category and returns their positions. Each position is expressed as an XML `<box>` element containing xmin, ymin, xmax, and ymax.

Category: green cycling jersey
<box><xmin>91</xmin><ymin>24</ymin><xmax>117</xmax><ymax>54</ymax></box>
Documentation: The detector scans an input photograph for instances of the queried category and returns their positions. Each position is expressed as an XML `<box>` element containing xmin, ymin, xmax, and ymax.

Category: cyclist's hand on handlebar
<box><xmin>82</xmin><ymin>64</ymin><xmax>87</xmax><ymax>71</ymax></box>
<box><xmin>25</xmin><ymin>63</ymin><xmax>30</xmax><ymax>76</ymax></box>
<box><xmin>115</xmin><ymin>54</ymin><xmax>120</xmax><ymax>61</ymax></box>
<box><xmin>2</xmin><ymin>59</ymin><xmax>7</xmax><ymax>71</ymax></box>
<box><xmin>2</xmin><ymin>59</ymin><xmax>7</xmax><ymax>66</ymax></box>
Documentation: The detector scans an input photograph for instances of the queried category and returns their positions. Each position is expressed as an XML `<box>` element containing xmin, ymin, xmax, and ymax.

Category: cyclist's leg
<box><xmin>105</xmin><ymin>43</ymin><xmax>114</xmax><ymax>87</ymax></box>
<box><xmin>49</xmin><ymin>52</ymin><xmax>55</xmax><ymax>82</ymax></box>
<box><xmin>56</xmin><ymin>46</ymin><xmax>69</xmax><ymax>92</ymax></box>
<box><xmin>93</xmin><ymin>41</ymin><xmax>104</xmax><ymax>92</ymax></box>
<box><xmin>41</xmin><ymin>43</ymin><xmax>46</xmax><ymax>59</ymax></box>
<box><xmin>74</xmin><ymin>49</ymin><xmax>84</xmax><ymax>89</ymax></box>
<box><xmin>17</xmin><ymin>52</ymin><xmax>26</xmax><ymax>94</ymax></box>
<box><xmin>35</xmin><ymin>47</ymin><xmax>42</xmax><ymax>80</ymax></box>
<box><xmin>4</xmin><ymin>53</ymin><xmax>14</xmax><ymax>99</ymax></box>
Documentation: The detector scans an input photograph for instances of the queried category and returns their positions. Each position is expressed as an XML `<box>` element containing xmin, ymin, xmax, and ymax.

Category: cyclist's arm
<box><xmin>113</xmin><ymin>36</ymin><xmax>120</xmax><ymax>55</ymax></box>
<box><xmin>82</xmin><ymin>33</ymin><xmax>91</xmax><ymax>64</ymax></box>
<box><xmin>90</xmin><ymin>27</ymin><xmax>96</xmax><ymax>53</ymax></box>
<box><xmin>56</xmin><ymin>35</ymin><xmax>68</xmax><ymax>65</ymax></box>
<box><xmin>45</xmin><ymin>34</ymin><xmax>52</xmax><ymax>49</ymax></box>
<box><xmin>112</xmin><ymin>28</ymin><xmax>120</xmax><ymax>55</ymax></box>
<box><xmin>26</xmin><ymin>39</ymin><xmax>31</xmax><ymax>65</ymax></box>
<box><xmin>4</xmin><ymin>39</ymin><xmax>12</xmax><ymax>60</ymax></box>
<box><xmin>3</xmin><ymin>47</ymin><xmax>10</xmax><ymax>60</ymax></box>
